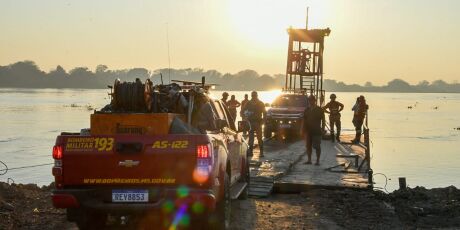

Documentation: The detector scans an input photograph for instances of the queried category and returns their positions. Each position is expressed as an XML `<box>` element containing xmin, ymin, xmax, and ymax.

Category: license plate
<box><xmin>279</xmin><ymin>124</ymin><xmax>291</xmax><ymax>128</ymax></box>
<box><xmin>112</xmin><ymin>189</ymin><xmax>148</xmax><ymax>203</ymax></box>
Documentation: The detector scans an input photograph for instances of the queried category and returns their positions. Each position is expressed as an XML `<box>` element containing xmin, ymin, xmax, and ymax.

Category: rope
<box><xmin>0</xmin><ymin>161</ymin><xmax>53</xmax><ymax>175</ymax></box>
<box><xmin>373</xmin><ymin>172</ymin><xmax>389</xmax><ymax>193</ymax></box>
<box><xmin>0</xmin><ymin>161</ymin><xmax>7</xmax><ymax>175</ymax></box>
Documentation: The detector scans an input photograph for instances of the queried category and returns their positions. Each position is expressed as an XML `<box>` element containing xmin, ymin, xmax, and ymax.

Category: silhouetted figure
<box><xmin>240</xmin><ymin>94</ymin><xmax>249</xmax><ymax>119</ymax></box>
<box><xmin>240</xmin><ymin>94</ymin><xmax>249</xmax><ymax>135</ymax></box>
<box><xmin>352</xmin><ymin>95</ymin><xmax>368</xmax><ymax>144</ymax></box>
<box><xmin>244</xmin><ymin>91</ymin><xmax>266</xmax><ymax>157</ymax></box>
<box><xmin>221</xmin><ymin>92</ymin><xmax>229</xmax><ymax>106</ymax></box>
<box><xmin>323</xmin><ymin>93</ymin><xmax>344</xmax><ymax>142</ymax></box>
<box><xmin>303</xmin><ymin>95</ymin><xmax>325</xmax><ymax>165</ymax></box>
<box><xmin>227</xmin><ymin>95</ymin><xmax>241</xmax><ymax>126</ymax></box>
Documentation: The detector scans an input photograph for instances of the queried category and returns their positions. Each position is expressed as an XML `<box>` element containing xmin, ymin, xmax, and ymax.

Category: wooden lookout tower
<box><xmin>284</xmin><ymin>20</ymin><xmax>331</xmax><ymax>105</ymax></box>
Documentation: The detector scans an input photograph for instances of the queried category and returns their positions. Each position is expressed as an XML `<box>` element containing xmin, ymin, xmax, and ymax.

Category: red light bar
<box><xmin>53</xmin><ymin>145</ymin><xmax>63</xmax><ymax>159</ymax></box>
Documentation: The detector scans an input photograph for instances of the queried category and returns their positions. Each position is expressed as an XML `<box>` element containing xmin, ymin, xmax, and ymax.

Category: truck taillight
<box><xmin>52</xmin><ymin>145</ymin><xmax>63</xmax><ymax>188</ymax></box>
<box><xmin>197</xmin><ymin>145</ymin><xmax>209</xmax><ymax>158</ymax></box>
<box><xmin>194</xmin><ymin>144</ymin><xmax>213</xmax><ymax>184</ymax></box>
<box><xmin>53</xmin><ymin>145</ymin><xmax>63</xmax><ymax>159</ymax></box>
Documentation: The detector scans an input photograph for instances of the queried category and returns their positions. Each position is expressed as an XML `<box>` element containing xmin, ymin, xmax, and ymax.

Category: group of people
<box><xmin>219</xmin><ymin>91</ymin><xmax>369</xmax><ymax>164</ymax></box>
<box><xmin>221</xmin><ymin>91</ymin><xmax>266</xmax><ymax>157</ymax></box>
<box><xmin>303</xmin><ymin>94</ymin><xmax>368</xmax><ymax>165</ymax></box>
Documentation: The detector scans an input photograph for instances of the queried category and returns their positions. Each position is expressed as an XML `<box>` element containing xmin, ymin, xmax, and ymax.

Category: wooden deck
<box><xmin>249</xmin><ymin>134</ymin><xmax>369</xmax><ymax>197</ymax></box>
<box><xmin>246</xmin><ymin>133</ymin><xmax>371</xmax><ymax>196</ymax></box>
<box><xmin>274</xmin><ymin>134</ymin><xmax>371</xmax><ymax>193</ymax></box>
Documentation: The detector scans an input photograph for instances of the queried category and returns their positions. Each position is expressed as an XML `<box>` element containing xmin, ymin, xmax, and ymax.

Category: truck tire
<box><xmin>209</xmin><ymin>172</ymin><xmax>231</xmax><ymax>230</ymax></box>
<box><xmin>75</xmin><ymin>210</ymin><xmax>107</xmax><ymax>230</ymax></box>
<box><xmin>238</xmin><ymin>157</ymin><xmax>250</xmax><ymax>200</ymax></box>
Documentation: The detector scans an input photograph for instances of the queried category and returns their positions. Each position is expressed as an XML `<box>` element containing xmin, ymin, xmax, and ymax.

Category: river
<box><xmin>0</xmin><ymin>88</ymin><xmax>459</xmax><ymax>191</ymax></box>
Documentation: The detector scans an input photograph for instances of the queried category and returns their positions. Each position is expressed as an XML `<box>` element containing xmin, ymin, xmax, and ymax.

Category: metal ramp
<box><xmin>248</xmin><ymin>176</ymin><xmax>274</xmax><ymax>198</ymax></box>
<box><xmin>247</xmin><ymin>160</ymin><xmax>274</xmax><ymax>197</ymax></box>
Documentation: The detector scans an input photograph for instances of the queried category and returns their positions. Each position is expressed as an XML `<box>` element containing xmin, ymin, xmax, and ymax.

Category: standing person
<box><xmin>221</xmin><ymin>92</ymin><xmax>229</xmax><ymax>106</ymax></box>
<box><xmin>323</xmin><ymin>94</ymin><xmax>344</xmax><ymax>142</ymax></box>
<box><xmin>240</xmin><ymin>94</ymin><xmax>250</xmax><ymax>135</ymax></box>
<box><xmin>351</xmin><ymin>97</ymin><xmax>359</xmax><ymax>113</ymax></box>
<box><xmin>240</xmin><ymin>94</ymin><xmax>249</xmax><ymax>119</ymax></box>
<box><xmin>244</xmin><ymin>91</ymin><xmax>266</xmax><ymax>157</ymax></box>
<box><xmin>352</xmin><ymin>95</ymin><xmax>369</xmax><ymax>144</ymax></box>
<box><xmin>303</xmin><ymin>95</ymin><xmax>326</xmax><ymax>165</ymax></box>
<box><xmin>227</xmin><ymin>95</ymin><xmax>241</xmax><ymax>125</ymax></box>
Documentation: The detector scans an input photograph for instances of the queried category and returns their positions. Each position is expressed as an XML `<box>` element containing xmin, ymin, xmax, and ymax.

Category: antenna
<box><xmin>166</xmin><ymin>23</ymin><xmax>171</xmax><ymax>83</ymax></box>
<box><xmin>306</xmin><ymin>7</ymin><xmax>309</xmax><ymax>30</ymax></box>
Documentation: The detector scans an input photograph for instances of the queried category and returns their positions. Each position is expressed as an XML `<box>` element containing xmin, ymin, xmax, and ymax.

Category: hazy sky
<box><xmin>1</xmin><ymin>0</ymin><xmax>459</xmax><ymax>85</ymax></box>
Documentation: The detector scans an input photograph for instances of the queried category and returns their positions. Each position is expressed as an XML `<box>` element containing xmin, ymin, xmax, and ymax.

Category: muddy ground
<box><xmin>1</xmin><ymin>182</ymin><xmax>459</xmax><ymax>230</ymax></box>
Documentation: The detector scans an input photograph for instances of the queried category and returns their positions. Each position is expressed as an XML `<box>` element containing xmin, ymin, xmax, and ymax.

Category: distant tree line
<box><xmin>1</xmin><ymin>61</ymin><xmax>459</xmax><ymax>93</ymax></box>
<box><xmin>323</xmin><ymin>79</ymin><xmax>460</xmax><ymax>93</ymax></box>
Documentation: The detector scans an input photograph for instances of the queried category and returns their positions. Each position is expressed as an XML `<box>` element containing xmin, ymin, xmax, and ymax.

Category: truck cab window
<box><xmin>219</xmin><ymin>102</ymin><xmax>237</xmax><ymax>131</ymax></box>
<box><xmin>211</xmin><ymin>100</ymin><xmax>231</xmax><ymax>128</ymax></box>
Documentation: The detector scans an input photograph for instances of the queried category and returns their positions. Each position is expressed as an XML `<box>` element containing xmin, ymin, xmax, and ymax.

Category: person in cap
<box><xmin>303</xmin><ymin>95</ymin><xmax>325</xmax><ymax>165</ymax></box>
<box><xmin>221</xmin><ymin>92</ymin><xmax>229</xmax><ymax>106</ymax></box>
<box><xmin>243</xmin><ymin>91</ymin><xmax>266</xmax><ymax>157</ymax></box>
<box><xmin>323</xmin><ymin>93</ymin><xmax>344</xmax><ymax>142</ymax></box>
<box><xmin>352</xmin><ymin>95</ymin><xmax>368</xmax><ymax>144</ymax></box>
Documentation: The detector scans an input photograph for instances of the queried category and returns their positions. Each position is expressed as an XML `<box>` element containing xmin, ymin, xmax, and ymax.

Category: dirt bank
<box><xmin>0</xmin><ymin>182</ymin><xmax>74</xmax><ymax>230</ymax></box>
<box><xmin>1</xmin><ymin>182</ymin><xmax>459</xmax><ymax>229</ymax></box>
<box><xmin>231</xmin><ymin>186</ymin><xmax>460</xmax><ymax>230</ymax></box>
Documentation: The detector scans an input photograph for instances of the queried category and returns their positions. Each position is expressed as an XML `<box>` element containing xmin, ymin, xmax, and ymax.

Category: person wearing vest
<box><xmin>244</xmin><ymin>91</ymin><xmax>266</xmax><ymax>157</ymax></box>
<box><xmin>323</xmin><ymin>94</ymin><xmax>344</xmax><ymax>142</ymax></box>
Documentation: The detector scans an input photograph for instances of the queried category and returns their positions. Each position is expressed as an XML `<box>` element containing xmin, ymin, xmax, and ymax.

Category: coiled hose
<box><xmin>113</xmin><ymin>80</ymin><xmax>147</xmax><ymax>112</ymax></box>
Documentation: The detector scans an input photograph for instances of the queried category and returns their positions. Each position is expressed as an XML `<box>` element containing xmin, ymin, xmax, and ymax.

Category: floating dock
<box><xmin>248</xmin><ymin>133</ymin><xmax>371</xmax><ymax>196</ymax></box>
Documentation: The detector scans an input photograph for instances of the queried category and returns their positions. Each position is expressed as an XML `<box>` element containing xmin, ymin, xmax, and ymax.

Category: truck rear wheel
<box><xmin>208</xmin><ymin>171</ymin><xmax>231</xmax><ymax>229</ymax></box>
<box><xmin>239</xmin><ymin>157</ymin><xmax>250</xmax><ymax>200</ymax></box>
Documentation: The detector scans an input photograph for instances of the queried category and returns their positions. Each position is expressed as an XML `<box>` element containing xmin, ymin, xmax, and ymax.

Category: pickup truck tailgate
<box><xmin>56</xmin><ymin>135</ymin><xmax>209</xmax><ymax>186</ymax></box>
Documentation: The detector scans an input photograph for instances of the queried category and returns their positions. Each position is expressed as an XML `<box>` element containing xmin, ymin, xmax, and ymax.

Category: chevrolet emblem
<box><xmin>118</xmin><ymin>160</ymin><xmax>140</xmax><ymax>167</ymax></box>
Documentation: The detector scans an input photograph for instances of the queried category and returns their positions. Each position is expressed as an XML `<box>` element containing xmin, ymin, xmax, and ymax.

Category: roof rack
<box><xmin>171</xmin><ymin>78</ymin><xmax>218</xmax><ymax>92</ymax></box>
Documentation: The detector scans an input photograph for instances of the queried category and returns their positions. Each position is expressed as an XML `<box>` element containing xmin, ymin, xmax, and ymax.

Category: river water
<box><xmin>0</xmin><ymin>88</ymin><xmax>459</xmax><ymax>191</ymax></box>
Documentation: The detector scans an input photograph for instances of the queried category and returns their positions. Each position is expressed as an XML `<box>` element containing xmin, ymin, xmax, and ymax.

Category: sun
<box><xmin>226</xmin><ymin>0</ymin><xmax>330</xmax><ymax>48</ymax></box>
